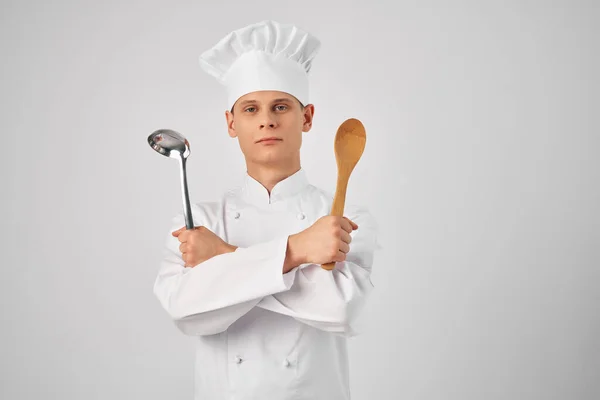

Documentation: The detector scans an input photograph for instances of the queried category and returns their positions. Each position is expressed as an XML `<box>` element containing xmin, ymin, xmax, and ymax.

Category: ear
<box><xmin>225</xmin><ymin>110</ymin><xmax>237</xmax><ymax>138</ymax></box>
<box><xmin>302</xmin><ymin>104</ymin><xmax>315</xmax><ymax>132</ymax></box>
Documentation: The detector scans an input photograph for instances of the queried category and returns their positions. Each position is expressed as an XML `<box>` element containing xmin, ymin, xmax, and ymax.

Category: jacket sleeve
<box><xmin>255</xmin><ymin>205</ymin><xmax>382</xmax><ymax>337</ymax></box>
<box><xmin>152</xmin><ymin>205</ymin><xmax>300</xmax><ymax>336</ymax></box>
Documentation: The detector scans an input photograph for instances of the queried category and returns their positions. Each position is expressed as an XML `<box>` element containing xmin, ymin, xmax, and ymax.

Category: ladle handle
<box><xmin>179</xmin><ymin>157</ymin><xmax>194</xmax><ymax>230</ymax></box>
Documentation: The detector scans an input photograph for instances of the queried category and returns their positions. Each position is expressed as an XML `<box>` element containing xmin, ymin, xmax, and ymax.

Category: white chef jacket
<box><xmin>153</xmin><ymin>167</ymin><xmax>380</xmax><ymax>400</ymax></box>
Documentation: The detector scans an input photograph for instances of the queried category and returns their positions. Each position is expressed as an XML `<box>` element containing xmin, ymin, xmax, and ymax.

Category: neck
<box><xmin>246</xmin><ymin>159</ymin><xmax>301</xmax><ymax>195</ymax></box>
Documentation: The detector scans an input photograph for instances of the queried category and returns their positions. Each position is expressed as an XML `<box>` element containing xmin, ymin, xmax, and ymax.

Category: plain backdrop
<box><xmin>1</xmin><ymin>0</ymin><xmax>598</xmax><ymax>399</ymax></box>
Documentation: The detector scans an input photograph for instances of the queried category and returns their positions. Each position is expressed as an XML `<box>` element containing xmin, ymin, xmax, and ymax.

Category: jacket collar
<box><xmin>241</xmin><ymin>167</ymin><xmax>309</xmax><ymax>206</ymax></box>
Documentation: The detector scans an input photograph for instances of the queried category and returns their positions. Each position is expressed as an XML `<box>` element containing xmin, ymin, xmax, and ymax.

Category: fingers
<box><xmin>182</xmin><ymin>251</ymin><xmax>195</xmax><ymax>268</ymax></box>
<box><xmin>340</xmin><ymin>217</ymin><xmax>358</xmax><ymax>233</ymax></box>
<box><xmin>337</xmin><ymin>218</ymin><xmax>354</xmax><ymax>258</ymax></box>
<box><xmin>175</xmin><ymin>231</ymin><xmax>187</xmax><ymax>243</ymax></box>
<box><xmin>182</xmin><ymin>252</ymin><xmax>200</xmax><ymax>268</ymax></box>
<box><xmin>339</xmin><ymin>218</ymin><xmax>352</xmax><ymax>234</ymax></box>
<box><xmin>346</xmin><ymin>217</ymin><xmax>358</xmax><ymax>230</ymax></box>
<box><xmin>180</xmin><ymin>251</ymin><xmax>187</xmax><ymax>266</ymax></box>
<box><xmin>172</xmin><ymin>226</ymin><xmax>202</xmax><ymax>237</ymax></box>
<box><xmin>173</xmin><ymin>227</ymin><xmax>198</xmax><ymax>242</ymax></box>
<box><xmin>339</xmin><ymin>241</ymin><xmax>350</xmax><ymax>254</ymax></box>
<box><xmin>340</xmin><ymin>230</ymin><xmax>352</xmax><ymax>244</ymax></box>
<box><xmin>334</xmin><ymin>250</ymin><xmax>347</xmax><ymax>262</ymax></box>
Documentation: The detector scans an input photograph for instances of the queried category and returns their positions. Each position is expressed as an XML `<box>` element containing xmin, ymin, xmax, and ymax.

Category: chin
<box><xmin>251</xmin><ymin>152</ymin><xmax>289</xmax><ymax>165</ymax></box>
<box><xmin>245</xmin><ymin>146</ymin><xmax>299</xmax><ymax>165</ymax></box>
<box><xmin>258</xmin><ymin>156</ymin><xmax>287</xmax><ymax>165</ymax></box>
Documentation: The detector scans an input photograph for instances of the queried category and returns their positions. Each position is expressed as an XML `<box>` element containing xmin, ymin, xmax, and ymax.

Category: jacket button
<box><xmin>235</xmin><ymin>356</ymin><xmax>243</xmax><ymax>364</ymax></box>
<box><xmin>234</xmin><ymin>211</ymin><xmax>240</xmax><ymax>219</ymax></box>
<box><xmin>297</xmin><ymin>212</ymin><xmax>305</xmax><ymax>220</ymax></box>
<box><xmin>282</xmin><ymin>358</ymin><xmax>290</xmax><ymax>367</ymax></box>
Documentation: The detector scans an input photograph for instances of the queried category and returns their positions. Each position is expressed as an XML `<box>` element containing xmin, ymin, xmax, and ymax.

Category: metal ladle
<box><xmin>147</xmin><ymin>129</ymin><xmax>194</xmax><ymax>230</ymax></box>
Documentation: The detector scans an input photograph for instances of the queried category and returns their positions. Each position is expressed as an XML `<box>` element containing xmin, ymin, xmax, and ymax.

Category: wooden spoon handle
<box><xmin>322</xmin><ymin>169</ymin><xmax>350</xmax><ymax>270</ymax></box>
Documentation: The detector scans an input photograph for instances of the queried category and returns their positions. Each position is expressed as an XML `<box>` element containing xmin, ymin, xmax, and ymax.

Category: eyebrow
<box><xmin>238</xmin><ymin>98</ymin><xmax>293</xmax><ymax>106</ymax></box>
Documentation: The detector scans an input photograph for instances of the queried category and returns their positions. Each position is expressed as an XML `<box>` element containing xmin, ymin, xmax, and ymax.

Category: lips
<box><xmin>257</xmin><ymin>137</ymin><xmax>282</xmax><ymax>143</ymax></box>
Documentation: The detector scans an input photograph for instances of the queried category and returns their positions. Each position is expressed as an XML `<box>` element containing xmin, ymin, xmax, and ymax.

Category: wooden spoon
<box><xmin>321</xmin><ymin>118</ymin><xmax>367</xmax><ymax>271</ymax></box>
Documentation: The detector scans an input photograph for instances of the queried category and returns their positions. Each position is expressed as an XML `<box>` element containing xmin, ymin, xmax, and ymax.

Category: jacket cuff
<box><xmin>233</xmin><ymin>234</ymin><xmax>298</xmax><ymax>293</ymax></box>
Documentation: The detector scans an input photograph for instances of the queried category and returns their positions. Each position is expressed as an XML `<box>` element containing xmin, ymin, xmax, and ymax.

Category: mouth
<box><xmin>256</xmin><ymin>137</ymin><xmax>283</xmax><ymax>143</ymax></box>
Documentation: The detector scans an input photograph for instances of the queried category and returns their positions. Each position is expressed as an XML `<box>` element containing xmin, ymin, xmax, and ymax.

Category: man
<box><xmin>153</xmin><ymin>20</ymin><xmax>381</xmax><ymax>400</ymax></box>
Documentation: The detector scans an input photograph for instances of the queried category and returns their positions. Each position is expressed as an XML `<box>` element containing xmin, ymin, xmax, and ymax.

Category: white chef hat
<box><xmin>198</xmin><ymin>20</ymin><xmax>321</xmax><ymax>111</ymax></box>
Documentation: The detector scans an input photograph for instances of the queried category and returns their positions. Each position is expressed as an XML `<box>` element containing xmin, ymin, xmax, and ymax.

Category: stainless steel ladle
<box><xmin>147</xmin><ymin>129</ymin><xmax>194</xmax><ymax>230</ymax></box>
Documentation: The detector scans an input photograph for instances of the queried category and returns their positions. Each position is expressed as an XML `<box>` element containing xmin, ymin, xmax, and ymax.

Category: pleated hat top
<box><xmin>198</xmin><ymin>20</ymin><xmax>321</xmax><ymax>110</ymax></box>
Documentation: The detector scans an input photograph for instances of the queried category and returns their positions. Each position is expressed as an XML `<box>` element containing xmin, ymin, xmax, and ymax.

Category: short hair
<box><xmin>231</xmin><ymin>98</ymin><xmax>304</xmax><ymax>115</ymax></box>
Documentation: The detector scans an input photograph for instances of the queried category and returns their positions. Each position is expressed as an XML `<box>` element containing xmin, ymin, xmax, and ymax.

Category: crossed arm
<box><xmin>153</xmin><ymin>207</ymin><xmax>380</xmax><ymax>337</ymax></box>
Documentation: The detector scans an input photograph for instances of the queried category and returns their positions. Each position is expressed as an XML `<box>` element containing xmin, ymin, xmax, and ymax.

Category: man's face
<box><xmin>225</xmin><ymin>90</ymin><xmax>314</xmax><ymax>166</ymax></box>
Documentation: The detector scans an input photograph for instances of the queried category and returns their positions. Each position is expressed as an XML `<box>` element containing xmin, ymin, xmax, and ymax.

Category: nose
<box><xmin>259</xmin><ymin>110</ymin><xmax>278</xmax><ymax>129</ymax></box>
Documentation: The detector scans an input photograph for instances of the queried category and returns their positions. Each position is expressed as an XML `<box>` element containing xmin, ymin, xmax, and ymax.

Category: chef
<box><xmin>153</xmin><ymin>19</ymin><xmax>382</xmax><ymax>400</ymax></box>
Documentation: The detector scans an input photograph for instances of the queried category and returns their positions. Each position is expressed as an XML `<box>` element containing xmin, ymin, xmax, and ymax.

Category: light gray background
<box><xmin>1</xmin><ymin>0</ymin><xmax>598</xmax><ymax>399</ymax></box>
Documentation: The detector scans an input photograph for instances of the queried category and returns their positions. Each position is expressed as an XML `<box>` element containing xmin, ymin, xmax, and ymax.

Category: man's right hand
<box><xmin>284</xmin><ymin>216</ymin><xmax>358</xmax><ymax>272</ymax></box>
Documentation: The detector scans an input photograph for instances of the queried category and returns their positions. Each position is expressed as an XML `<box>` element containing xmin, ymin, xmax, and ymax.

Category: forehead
<box><xmin>236</xmin><ymin>90</ymin><xmax>296</xmax><ymax>105</ymax></box>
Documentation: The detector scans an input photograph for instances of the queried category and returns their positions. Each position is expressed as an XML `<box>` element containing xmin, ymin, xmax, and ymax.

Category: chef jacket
<box><xmin>153</xmin><ymin>167</ymin><xmax>380</xmax><ymax>400</ymax></box>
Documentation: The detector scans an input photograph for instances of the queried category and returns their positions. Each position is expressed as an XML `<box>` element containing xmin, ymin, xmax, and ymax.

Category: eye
<box><xmin>275</xmin><ymin>104</ymin><xmax>288</xmax><ymax>111</ymax></box>
<box><xmin>244</xmin><ymin>106</ymin><xmax>256</xmax><ymax>112</ymax></box>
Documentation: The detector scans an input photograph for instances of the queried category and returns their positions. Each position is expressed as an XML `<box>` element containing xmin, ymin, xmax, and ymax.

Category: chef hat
<box><xmin>198</xmin><ymin>20</ymin><xmax>321</xmax><ymax>111</ymax></box>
